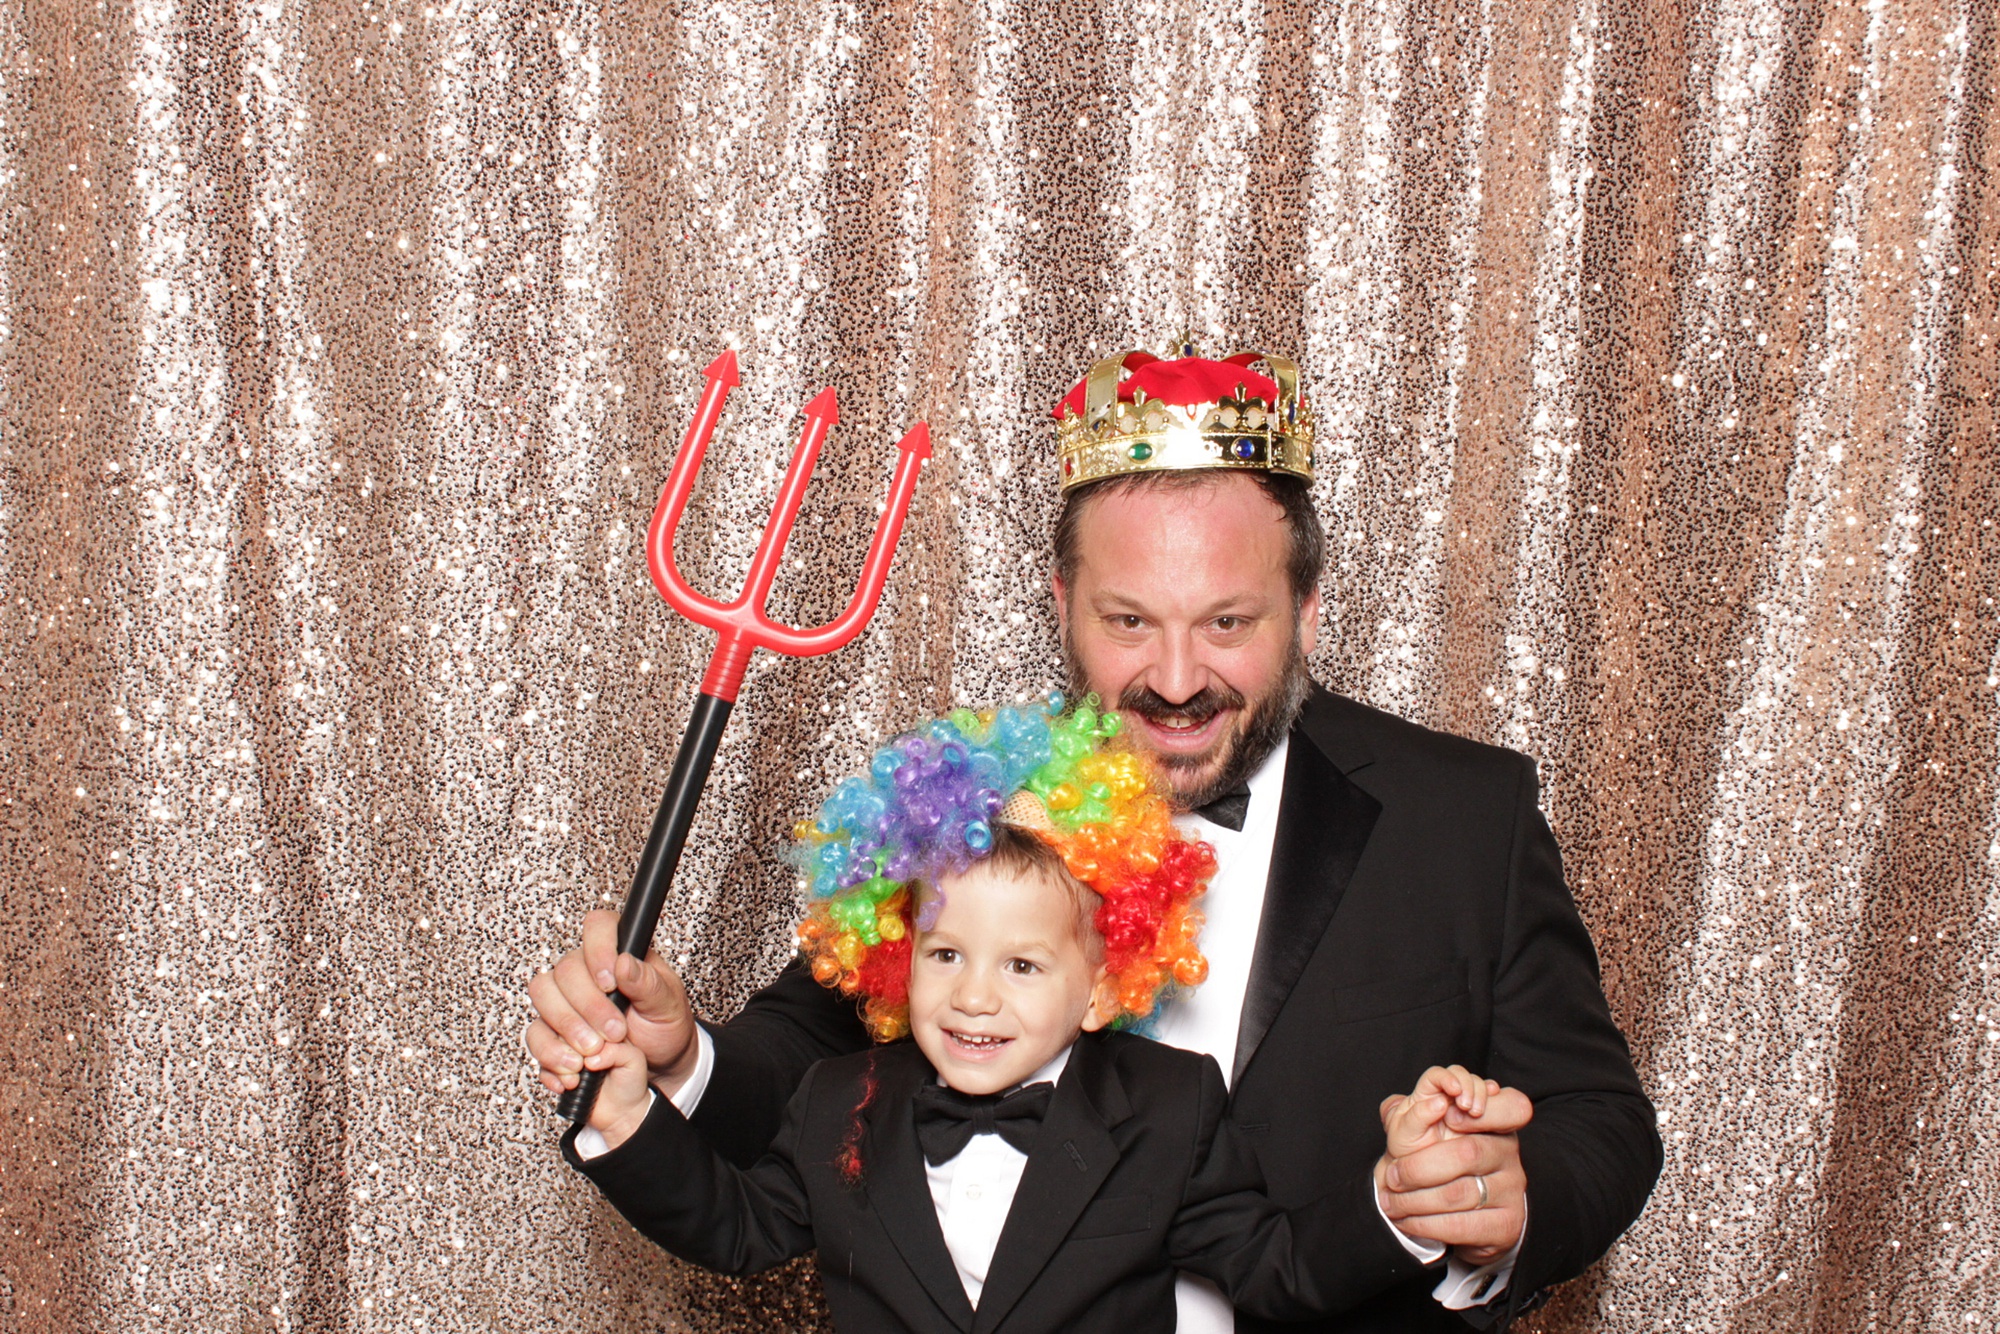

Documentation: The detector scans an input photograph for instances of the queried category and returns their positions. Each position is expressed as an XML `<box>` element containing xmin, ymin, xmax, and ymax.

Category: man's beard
<box><xmin>1062</xmin><ymin>632</ymin><xmax>1311</xmax><ymax>811</ymax></box>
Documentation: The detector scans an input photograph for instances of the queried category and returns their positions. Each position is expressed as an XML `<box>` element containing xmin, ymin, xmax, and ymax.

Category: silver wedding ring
<box><xmin>1474</xmin><ymin>1174</ymin><xmax>1490</xmax><ymax>1208</ymax></box>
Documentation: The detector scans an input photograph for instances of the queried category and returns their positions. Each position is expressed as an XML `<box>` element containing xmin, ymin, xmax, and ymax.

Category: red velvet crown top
<box><xmin>1052</xmin><ymin>351</ymin><xmax>1280</xmax><ymax>419</ymax></box>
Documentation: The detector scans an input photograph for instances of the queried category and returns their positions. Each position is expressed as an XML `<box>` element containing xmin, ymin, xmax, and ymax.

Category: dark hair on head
<box><xmin>1051</xmin><ymin>471</ymin><xmax>1325</xmax><ymax>609</ymax></box>
<box><xmin>915</xmin><ymin>821</ymin><xmax>1104</xmax><ymax>962</ymax></box>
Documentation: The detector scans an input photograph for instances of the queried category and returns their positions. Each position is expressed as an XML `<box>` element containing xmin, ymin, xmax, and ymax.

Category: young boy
<box><xmin>560</xmin><ymin>697</ymin><xmax>1497</xmax><ymax>1332</ymax></box>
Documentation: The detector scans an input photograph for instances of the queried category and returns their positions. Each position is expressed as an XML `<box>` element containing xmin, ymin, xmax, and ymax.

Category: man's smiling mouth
<box><xmin>1118</xmin><ymin>684</ymin><xmax>1246</xmax><ymax>746</ymax></box>
<box><xmin>1136</xmin><ymin>710</ymin><xmax>1227</xmax><ymax>751</ymax></box>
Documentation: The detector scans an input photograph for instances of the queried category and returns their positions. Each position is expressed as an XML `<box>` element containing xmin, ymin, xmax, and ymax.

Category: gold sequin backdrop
<box><xmin>3</xmin><ymin>0</ymin><xmax>1996</xmax><ymax>1328</ymax></box>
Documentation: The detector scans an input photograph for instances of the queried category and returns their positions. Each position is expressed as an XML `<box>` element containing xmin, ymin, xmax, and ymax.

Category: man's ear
<box><xmin>1297</xmin><ymin>586</ymin><xmax>1322</xmax><ymax>658</ymax></box>
<box><xmin>1080</xmin><ymin>969</ymin><xmax>1117</xmax><ymax>1032</ymax></box>
<box><xmin>1052</xmin><ymin>570</ymin><xmax>1070</xmax><ymax>638</ymax></box>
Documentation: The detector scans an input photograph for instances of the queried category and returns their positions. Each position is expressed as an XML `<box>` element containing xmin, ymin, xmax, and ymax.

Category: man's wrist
<box><xmin>655</xmin><ymin>1025</ymin><xmax>716</xmax><ymax>1113</ymax></box>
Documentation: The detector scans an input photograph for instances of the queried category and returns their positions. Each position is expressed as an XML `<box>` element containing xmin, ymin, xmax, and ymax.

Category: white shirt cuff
<box><xmin>1372</xmin><ymin>1177</ymin><xmax>1525</xmax><ymax>1309</ymax></box>
<box><xmin>667</xmin><ymin>1025</ymin><xmax>716</xmax><ymax>1114</ymax></box>
<box><xmin>1431</xmin><ymin>1235</ymin><xmax>1521</xmax><ymax>1310</ymax></box>
<box><xmin>1375</xmin><ymin>1176</ymin><xmax>1447</xmax><ymax>1265</ymax></box>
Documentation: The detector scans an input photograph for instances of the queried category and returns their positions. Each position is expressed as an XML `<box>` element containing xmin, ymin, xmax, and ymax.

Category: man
<box><xmin>529</xmin><ymin>342</ymin><xmax>1661</xmax><ymax>1331</ymax></box>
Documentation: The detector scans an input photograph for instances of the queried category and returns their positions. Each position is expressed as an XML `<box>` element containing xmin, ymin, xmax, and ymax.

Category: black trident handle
<box><xmin>555</xmin><ymin>692</ymin><xmax>735</xmax><ymax>1125</ymax></box>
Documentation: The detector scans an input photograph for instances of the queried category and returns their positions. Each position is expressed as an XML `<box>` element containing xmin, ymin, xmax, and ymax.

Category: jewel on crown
<box><xmin>1052</xmin><ymin>333</ymin><xmax>1316</xmax><ymax>493</ymax></box>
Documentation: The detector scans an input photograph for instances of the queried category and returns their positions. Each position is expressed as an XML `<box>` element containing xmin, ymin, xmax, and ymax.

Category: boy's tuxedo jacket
<box><xmin>687</xmin><ymin>687</ymin><xmax>1663</xmax><ymax>1332</ymax></box>
<box><xmin>564</xmin><ymin>1031</ymin><xmax>1426</xmax><ymax>1333</ymax></box>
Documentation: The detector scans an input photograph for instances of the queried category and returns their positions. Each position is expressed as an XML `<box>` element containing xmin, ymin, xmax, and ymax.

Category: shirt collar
<box><xmin>1187</xmin><ymin>733</ymin><xmax>1291</xmax><ymax>835</ymax></box>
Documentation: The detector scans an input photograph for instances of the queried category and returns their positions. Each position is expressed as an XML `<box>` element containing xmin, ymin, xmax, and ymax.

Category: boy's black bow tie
<box><xmin>1192</xmin><ymin>784</ymin><xmax>1252</xmax><ymax>832</ymax></box>
<box><xmin>913</xmin><ymin>1081</ymin><xmax>1054</xmax><ymax>1165</ymax></box>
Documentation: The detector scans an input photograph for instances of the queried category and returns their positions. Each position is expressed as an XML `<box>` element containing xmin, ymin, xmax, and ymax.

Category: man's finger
<box><xmin>527</xmin><ymin>965</ymin><xmax>611</xmax><ymax>1059</ymax></box>
<box><xmin>1379</xmin><ymin>1168</ymin><xmax>1512</xmax><ymax>1219</ymax></box>
<box><xmin>579</xmin><ymin>909</ymin><xmax>623</xmax><ymax>987</ymax></box>
<box><xmin>549</xmin><ymin>946</ymin><xmax>629</xmax><ymax>1045</ymax></box>
<box><xmin>529</xmin><ymin>1037</ymin><xmax>579</xmax><ymax>1094</ymax></box>
<box><xmin>1384</xmin><ymin>1131</ymin><xmax>1517</xmax><ymax>1192</ymax></box>
<box><xmin>614</xmin><ymin>949</ymin><xmax>688</xmax><ymax>1022</ymax></box>
<box><xmin>1392</xmin><ymin>1206</ymin><xmax>1525</xmax><ymax>1252</ymax></box>
<box><xmin>524</xmin><ymin>1016</ymin><xmax>585</xmax><ymax>1079</ymax></box>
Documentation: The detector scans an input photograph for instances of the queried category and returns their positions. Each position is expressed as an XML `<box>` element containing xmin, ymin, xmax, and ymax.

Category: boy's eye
<box><xmin>1004</xmin><ymin>958</ymin><xmax>1039</xmax><ymax>976</ymax></box>
<box><xmin>928</xmin><ymin>947</ymin><xmax>959</xmax><ymax>965</ymax></box>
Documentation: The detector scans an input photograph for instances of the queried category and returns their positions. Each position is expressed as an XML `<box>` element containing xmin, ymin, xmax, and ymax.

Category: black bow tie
<box><xmin>913</xmin><ymin>1081</ymin><xmax>1054</xmax><ymax>1166</ymax></box>
<box><xmin>1193</xmin><ymin>785</ymin><xmax>1252</xmax><ymax>832</ymax></box>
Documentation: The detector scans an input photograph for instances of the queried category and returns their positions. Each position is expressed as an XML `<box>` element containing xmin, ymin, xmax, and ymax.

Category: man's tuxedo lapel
<box><xmin>1233</xmin><ymin>690</ymin><xmax>1383</xmax><ymax>1083</ymax></box>
<box><xmin>861</xmin><ymin>1049</ymin><xmax>978</xmax><ymax>1332</ymax></box>
<box><xmin>968</xmin><ymin>1038</ymin><xmax>1128</xmax><ymax>1333</ymax></box>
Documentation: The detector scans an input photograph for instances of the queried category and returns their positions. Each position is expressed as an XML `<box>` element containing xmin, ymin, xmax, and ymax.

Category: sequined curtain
<box><xmin>3</xmin><ymin>0</ymin><xmax>1995</xmax><ymax>1328</ymax></box>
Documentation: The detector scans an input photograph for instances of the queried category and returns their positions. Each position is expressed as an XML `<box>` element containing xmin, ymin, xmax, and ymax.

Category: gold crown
<box><xmin>1055</xmin><ymin>337</ymin><xmax>1315</xmax><ymax>493</ymax></box>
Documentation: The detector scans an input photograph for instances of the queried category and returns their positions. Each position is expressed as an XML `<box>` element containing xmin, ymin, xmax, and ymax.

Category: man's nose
<box><xmin>1147</xmin><ymin>629</ymin><xmax>1208</xmax><ymax>704</ymax></box>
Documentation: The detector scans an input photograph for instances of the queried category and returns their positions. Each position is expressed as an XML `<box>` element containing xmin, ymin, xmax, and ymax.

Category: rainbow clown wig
<box><xmin>793</xmin><ymin>693</ymin><xmax>1213</xmax><ymax>1042</ymax></box>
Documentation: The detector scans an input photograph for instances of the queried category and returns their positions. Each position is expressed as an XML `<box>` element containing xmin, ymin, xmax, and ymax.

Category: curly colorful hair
<box><xmin>793</xmin><ymin>693</ymin><xmax>1213</xmax><ymax>1041</ymax></box>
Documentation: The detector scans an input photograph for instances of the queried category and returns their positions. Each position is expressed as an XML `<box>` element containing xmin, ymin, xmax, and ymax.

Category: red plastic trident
<box><xmin>646</xmin><ymin>350</ymin><xmax>933</xmax><ymax>702</ymax></box>
<box><xmin>556</xmin><ymin>350</ymin><xmax>931</xmax><ymax>1126</ymax></box>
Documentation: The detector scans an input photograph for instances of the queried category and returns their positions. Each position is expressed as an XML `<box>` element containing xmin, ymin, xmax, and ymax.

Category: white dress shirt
<box><xmin>1153</xmin><ymin>737</ymin><xmax>1293</xmax><ymax>1333</ymax></box>
<box><xmin>922</xmin><ymin>1047</ymin><xmax>1071</xmax><ymax>1305</ymax></box>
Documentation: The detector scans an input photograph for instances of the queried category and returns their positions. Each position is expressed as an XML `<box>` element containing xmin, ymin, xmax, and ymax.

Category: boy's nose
<box><xmin>951</xmin><ymin>970</ymin><xmax>1000</xmax><ymax>1015</ymax></box>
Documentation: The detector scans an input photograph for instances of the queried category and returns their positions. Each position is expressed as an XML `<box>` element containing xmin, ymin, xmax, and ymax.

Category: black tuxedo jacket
<box><xmin>690</xmin><ymin>687</ymin><xmax>1662</xmax><ymax>1331</ymax></box>
<box><xmin>566</xmin><ymin>1032</ymin><xmax>1428</xmax><ymax>1333</ymax></box>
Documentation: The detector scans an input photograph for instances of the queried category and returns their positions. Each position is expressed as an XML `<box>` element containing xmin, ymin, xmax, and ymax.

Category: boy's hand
<box><xmin>1379</xmin><ymin>1064</ymin><xmax>1497</xmax><ymax>1159</ymax></box>
<box><xmin>1374</xmin><ymin>1065</ymin><xmax>1533</xmax><ymax>1265</ymax></box>
<box><xmin>527</xmin><ymin>912</ymin><xmax>704</xmax><ymax>1099</ymax></box>
<box><xmin>579</xmin><ymin>1023</ymin><xmax>655</xmax><ymax>1151</ymax></box>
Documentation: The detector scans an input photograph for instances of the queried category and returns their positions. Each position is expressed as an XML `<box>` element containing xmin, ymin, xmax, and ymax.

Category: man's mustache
<box><xmin>1117</xmin><ymin>682</ymin><xmax>1247</xmax><ymax>726</ymax></box>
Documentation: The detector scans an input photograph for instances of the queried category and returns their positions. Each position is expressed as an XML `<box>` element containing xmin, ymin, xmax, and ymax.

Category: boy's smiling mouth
<box><xmin>944</xmin><ymin>1030</ymin><xmax>1012</xmax><ymax>1056</ymax></box>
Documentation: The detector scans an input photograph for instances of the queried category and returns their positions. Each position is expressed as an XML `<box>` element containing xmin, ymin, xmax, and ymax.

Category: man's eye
<box><xmin>1212</xmin><ymin>616</ymin><xmax>1243</xmax><ymax>633</ymax></box>
<box><xmin>1109</xmin><ymin>615</ymin><xmax>1145</xmax><ymax>631</ymax></box>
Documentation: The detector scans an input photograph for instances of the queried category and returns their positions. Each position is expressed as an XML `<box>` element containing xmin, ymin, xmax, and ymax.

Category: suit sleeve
<box><xmin>1472</xmin><ymin>755</ymin><xmax>1663</xmax><ymax>1328</ymax></box>
<box><xmin>686</xmin><ymin>954</ymin><xmax>873</xmax><ymax>1166</ymax></box>
<box><xmin>562</xmin><ymin>1063</ymin><xmax>826</xmax><ymax>1275</ymax></box>
<box><xmin>1168</xmin><ymin>1056</ymin><xmax>1436</xmax><ymax>1320</ymax></box>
